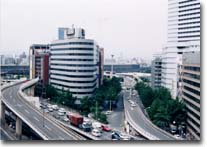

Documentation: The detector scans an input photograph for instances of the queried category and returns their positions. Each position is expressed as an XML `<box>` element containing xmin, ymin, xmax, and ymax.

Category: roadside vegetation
<box><xmin>45</xmin><ymin>77</ymin><xmax>122</xmax><ymax>124</ymax></box>
<box><xmin>134</xmin><ymin>81</ymin><xmax>187</xmax><ymax>132</ymax></box>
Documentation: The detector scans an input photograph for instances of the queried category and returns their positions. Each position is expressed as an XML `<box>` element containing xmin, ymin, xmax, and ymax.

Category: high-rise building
<box><xmin>50</xmin><ymin>27</ymin><xmax>100</xmax><ymax>102</ymax></box>
<box><xmin>29</xmin><ymin>44</ymin><xmax>50</xmax><ymax>97</ymax></box>
<box><xmin>181</xmin><ymin>51</ymin><xmax>200</xmax><ymax>140</ymax></box>
<box><xmin>162</xmin><ymin>0</ymin><xmax>200</xmax><ymax>98</ymax></box>
<box><xmin>151</xmin><ymin>54</ymin><xmax>162</xmax><ymax>89</ymax></box>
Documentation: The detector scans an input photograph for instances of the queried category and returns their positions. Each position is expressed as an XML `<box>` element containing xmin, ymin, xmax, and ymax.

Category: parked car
<box><xmin>58</xmin><ymin>112</ymin><xmax>65</xmax><ymax>116</ymax></box>
<box><xmin>111</xmin><ymin>131</ymin><xmax>131</xmax><ymax>140</ymax></box>
<box><xmin>131</xmin><ymin>103</ymin><xmax>137</xmax><ymax>107</ymax></box>
<box><xmin>63</xmin><ymin>117</ymin><xmax>69</xmax><ymax>122</ymax></box>
<box><xmin>92</xmin><ymin>129</ymin><xmax>102</xmax><ymax>137</ymax></box>
<box><xmin>101</xmin><ymin>125</ymin><xmax>112</xmax><ymax>132</ymax></box>
<box><xmin>52</xmin><ymin>105</ymin><xmax>59</xmax><ymax>110</ymax></box>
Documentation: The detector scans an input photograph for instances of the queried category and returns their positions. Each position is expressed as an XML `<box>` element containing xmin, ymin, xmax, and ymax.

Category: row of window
<box><xmin>50</xmin><ymin>58</ymin><xmax>94</xmax><ymax>62</ymax></box>
<box><xmin>179</xmin><ymin>16</ymin><xmax>200</xmax><ymax>21</ymax></box>
<box><xmin>51</xmin><ymin>42</ymin><xmax>94</xmax><ymax>46</ymax></box>
<box><xmin>50</xmin><ymin>82</ymin><xmax>96</xmax><ymax>89</ymax></box>
<box><xmin>178</xmin><ymin>31</ymin><xmax>200</xmax><ymax>34</ymax></box>
<box><xmin>178</xmin><ymin>21</ymin><xmax>200</xmax><ymax>26</ymax></box>
<box><xmin>51</xmin><ymin>73</ymin><xmax>94</xmax><ymax>78</ymax></box>
<box><xmin>178</xmin><ymin>26</ymin><xmax>200</xmax><ymax>30</ymax></box>
<box><xmin>184</xmin><ymin>66</ymin><xmax>200</xmax><ymax>72</ymax></box>
<box><xmin>51</xmin><ymin>63</ymin><xmax>95</xmax><ymax>67</ymax></box>
<box><xmin>178</xmin><ymin>35</ymin><xmax>200</xmax><ymax>38</ymax></box>
<box><xmin>51</xmin><ymin>53</ymin><xmax>94</xmax><ymax>56</ymax></box>
<box><xmin>183</xmin><ymin>73</ymin><xmax>200</xmax><ymax>80</ymax></box>
<box><xmin>179</xmin><ymin>12</ymin><xmax>200</xmax><ymax>18</ymax></box>
<box><xmin>178</xmin><ymin>7</ymin><xmax>200</xmax><ymax>13</ymax></box>
<box><xmin>183</xmin><ymin>79</ymin><xmax>200</xmax><ymax>87</ymax></box>
<box><xmin>50</xmin><ymin>77</ymin><xmax>97</xmax><ymax>84</ymax></box>
<box><xmin>50</xmin><ymin>68</ymin><xmax>96</xmax><ymax>72</ymax></box>
<box><xmin>179</xmin><ymin>3</ymin><xmax>200</xmax><ymax>9</ymax></box>
<box><xmin>179</xmin><ymin>0</ymin><xmax>197</xmax><ymax>4</ymax></box>
<box><xmin>51</xmin><ymin>48</ymin><xmax>94</xmax><ymax>51</ymax></box>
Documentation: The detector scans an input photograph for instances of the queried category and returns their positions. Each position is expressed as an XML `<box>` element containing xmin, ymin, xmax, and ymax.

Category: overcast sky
<box><xmin>0</xmin><ymin>0</ymin><xmax>167</xmax><ymax>60</ymax></box>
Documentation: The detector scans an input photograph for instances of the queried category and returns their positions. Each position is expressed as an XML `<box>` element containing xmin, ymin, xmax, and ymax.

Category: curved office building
<box><xmin>50</xmin><ymin>28</ymin><xmax>99</xmax><ymax>100</ymax></box>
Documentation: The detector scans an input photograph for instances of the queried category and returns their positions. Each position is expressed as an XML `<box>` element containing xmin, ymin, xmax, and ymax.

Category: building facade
<box><xmin>151</xmin><ymin>54</ymin><xmax>162</xmax><ymax>89</ymax></box>
<box><xmin>49</xmin><ymin>27</ymin><xmax>100</xmax><ymax>100</ymax></box>
<box><xmin>29</xmin><ymin>44</ymin><xmax>50</xmax><ymax>97</ymax></box>
<box><xmin>162</xmin><ymin>0</ymin><xmax>200</xmax><ymax>98</ymax></box>
<box><xmin>181</xmin><ymin>51</ymin><xmax>200</xmax><ymax>140</ymax></box>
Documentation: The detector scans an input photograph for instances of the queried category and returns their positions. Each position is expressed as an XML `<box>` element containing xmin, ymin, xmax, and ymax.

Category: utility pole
<box><xmin>111</xmin><ymin>54</ymin><xmax>114</xmax><ymax>78</ymax></box>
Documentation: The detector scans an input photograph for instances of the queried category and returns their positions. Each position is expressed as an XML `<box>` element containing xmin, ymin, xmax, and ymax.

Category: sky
<box><xmin>0</xmin><ymin>0</ymin><xmax>168</xmax><ymax>60</ymax></box>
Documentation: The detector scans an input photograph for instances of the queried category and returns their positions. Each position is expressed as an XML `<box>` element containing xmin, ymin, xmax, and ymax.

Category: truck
<box><xmin>67</xmin><ymin>113</ymin><xmax>83</xmax><ymax>127</ymax></box>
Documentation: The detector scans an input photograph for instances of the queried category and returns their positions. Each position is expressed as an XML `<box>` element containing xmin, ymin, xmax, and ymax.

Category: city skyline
<box><xmin>1</xmin><ymin>0</ymin><xmax>167</xmax><ymax>60</ymax></box>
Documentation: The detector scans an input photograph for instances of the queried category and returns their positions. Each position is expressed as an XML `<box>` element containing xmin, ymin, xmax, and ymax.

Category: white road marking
<box><xmin>45</xmin><ymin>125</ymin><xmax>52</xmax><ymax>131</ymax></box>
<box><xmin>25</xmin><ymin>109</ymin><xmax>30</xmax><ymax>114</ymax></box>
<box><xmin>33</xmin><ymin>116</ymin><xmax>40</xmax><ymax>122</ymax></box>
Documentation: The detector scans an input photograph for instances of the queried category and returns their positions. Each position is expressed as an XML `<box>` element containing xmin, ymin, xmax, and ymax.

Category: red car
<box><xmin>101</xmin><ymin>125</ymin><xmax>112</xmax><ymax>132</ymax></box>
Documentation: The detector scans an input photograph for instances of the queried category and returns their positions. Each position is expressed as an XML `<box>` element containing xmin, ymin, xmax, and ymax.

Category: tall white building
<box><xmin>50</xmin><ymin>27</ymin><xmax>100</xmax><ymax>101</ymax></box>
<box><xmin>162</xmin><ymin>0</ymin><xmax>200</xmax><ymax>98</ymax></box>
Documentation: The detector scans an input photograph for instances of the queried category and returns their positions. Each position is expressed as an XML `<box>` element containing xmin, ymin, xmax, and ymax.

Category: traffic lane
<box><xmin>124</xmin><ymin>94</ymin><xmax>174</xmax><ymax>140</ymax></box>
<box><xmin>107</xmin><ymin>94</ymin><xmax>125</xmax><ymax>131</ymax></box>
<box><xmin>2</xmin><ymin>85</ymin><xmax>75</xmax><ymax>140</ymax></box>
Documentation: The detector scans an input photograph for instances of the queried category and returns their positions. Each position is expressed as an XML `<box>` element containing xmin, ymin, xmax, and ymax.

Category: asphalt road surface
<box><xmin>1</xmin><ymin>83</ymin><xmax>83</xmax><ymax>140</ymax></box>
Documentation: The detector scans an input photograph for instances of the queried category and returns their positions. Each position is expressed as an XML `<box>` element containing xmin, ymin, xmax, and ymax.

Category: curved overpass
<box><xmin>123</xmin><ymin>77</ymin><xmax>176</xmax><ymax>140</ymax></box>
<box><xmin>1</xmin><ymin>79</ymin><xmax>85</xmax><ymax>140</ymax></box>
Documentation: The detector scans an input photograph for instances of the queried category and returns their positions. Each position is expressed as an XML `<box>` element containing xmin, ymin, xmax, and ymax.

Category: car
<box><xmin>58</xmin><ymin>108</ymin><xmax>66</xmax><ymax>113</ymax></box>
<box><xmin>48</xmin><ymin>108</ymin><xmax>53</xmax><ymax>112</ymax></box>
<box><xmin>105</xmin><ymin>111</ymin><xmax>112</xmax><ymax>115</ymax></box>
<box><xmin>92</xmin><ymin>122</ymin><xmax>102</xmax><ymax>131</ymax></box>
<box><xmin>92</xmin><ymin>129</ymin><xmax>102</xmax><ymax>137</ymax></box>
<box><xmin>52</xmin><ymin>105</ymin><xmax>59</xmax><ymax>110</ymax></box>
<box><xmin>58</xmin><ymin>112</ymin><xmax>65</xmax><ymax>116</ymax></box>
<box><xmin>44</xmin><ymin>109</ymin><xmax>49</xmax><ymax>113</ymax></box>
<box><xmin>101</xmin><ymin>125</ymin><xmax>112</xmax><ymax>132</ymax></box>
<box><xmin>111</xmin><ymin>131</ymin><xmax>121</xmax><ymax>140</ymax></box>
<box><xmin>81</xmin><ymin>122</ymin><xmax>92</xmax><ymax>132</ymax></box>
<box><xmin>63</xmin><ymin>117</ymin><xmax>69</xmax><ymax>122</ymax></box>
<box><xmin>131</xmin><ymin>103</ymin><xmax>137</xmax><ymax>107</ymax></box>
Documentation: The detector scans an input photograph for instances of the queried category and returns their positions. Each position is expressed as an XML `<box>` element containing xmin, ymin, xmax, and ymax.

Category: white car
<box><xmin>92</xmin><ymin>122</ymin><xmax>102</xmax><ymax>130</ymax></box>
<box><xmin>58</xmin><ymin>108</ymin><xmax>66</xmax><ymax>113</ymax></box>
<box><xmin>131</xmin><ymin>103</ymin><xmax>137</xmax><ymax>107</ymax></box>
<box><xmin>48</xmin><ymin>108</ymin><xmax>53</xmax><ymax>112</ymax></box>
<box><xmin>58</xmin><ymin>112</ymin><xmax>65</xmax><ymax>116</ymax></box>
<box><xmin>120</xmin><ymin>133</ymin><xmax>131</xmax><ymax>140</ymax></box>
<box><xmin>63</xmin><ymin>117</ymin><xmax>69</xmax><ymax>122</ymax></box>
<box><xmin>105</xmin><ymin>111</ymin><xmax>112</xmax><ymax>115</ymax></box>
<box><xmin>52</xmin><ymin>105</ymin><xmax>59</xmax><ymax>110</ymax></box>
<box><xmin>92</xmin><ymin>129</ymin><xmax>102</xmax><ymax>137</ymax></box>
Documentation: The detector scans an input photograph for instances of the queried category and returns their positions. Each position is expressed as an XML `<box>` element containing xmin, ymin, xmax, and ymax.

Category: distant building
<box><xmin>151</xmin><ymin>54</ymin><xmax>162</xmax><ymax>89</ymax></box>
<box><xmin>29</xmin><ymin>44</ymin><xmax>50</xmax><ymax>97</ymax></box>
<box><xmin>50</xmin><ymin>27</ymin><xmax>100</xmax><ymax>101</ymax></box>
<box><xmin>104</xmin><ymin>64</ymin><xmax>140</xmax><ymax>73</ymax></box>
<box><xmin>181</xmin><ymin>51</ymin><xmax>200</xmax><ymax>140</ymax></box>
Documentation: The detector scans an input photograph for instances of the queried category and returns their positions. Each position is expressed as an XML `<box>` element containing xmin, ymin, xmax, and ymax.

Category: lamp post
<box><xmin>111</xmin><ymin>54</ymin><xmax>114</xmax><ymax>78</ymax></box>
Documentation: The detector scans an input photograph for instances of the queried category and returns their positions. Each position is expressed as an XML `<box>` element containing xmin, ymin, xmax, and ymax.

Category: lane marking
<box><xmin>25</xmin><ymin>109</ymin><xmax>30</xmax><ymax>114</ymax></box>
<box><xmin>45</xmin><ymin>125</ymin><xmax>52</xmax><ymax>131</ymax></box>
<box><xmin>33</xmin><ymin>116</ymin><xmax>40</xmax><ymax>122</ymax></box>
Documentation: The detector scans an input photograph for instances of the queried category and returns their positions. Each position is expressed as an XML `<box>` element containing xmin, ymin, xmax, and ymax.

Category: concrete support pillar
<box><xmin>1</xmin><ymin>102</ymin><xmax>6</xmax><ymax>126</ymax></box>
<box><xmin>31</xmin><ymin>86</ymin><xmax>35</xmax><ymax>96</ymax></box>
<box><xmin>15</xmin><ymin>117</ymin><xmax>22</xmax><ymax>139</ymax></box>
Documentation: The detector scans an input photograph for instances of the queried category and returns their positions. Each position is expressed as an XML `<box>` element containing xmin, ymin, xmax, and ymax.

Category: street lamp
<box><xmin>111</xmin><ymin>54</ymin><xmax>114</xmax><ymax>78</ymax></box>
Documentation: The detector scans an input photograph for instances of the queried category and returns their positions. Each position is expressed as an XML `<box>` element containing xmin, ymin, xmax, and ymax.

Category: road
<box><xmin>107</xmin><ymin>92</ymin><xmax>125</xmax><ymax>131</ymax></box>
<box><xmin>123</xmin><ymin>77</ymin><xmax>175</xmax><ymax>140</ymax></box>
<box><xmin>1</xmin><ymin>83</ymin><xmax>84</xmax><ymax>140</ymax></box>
